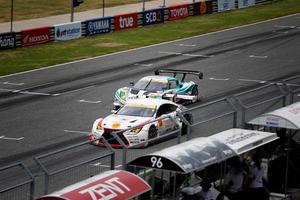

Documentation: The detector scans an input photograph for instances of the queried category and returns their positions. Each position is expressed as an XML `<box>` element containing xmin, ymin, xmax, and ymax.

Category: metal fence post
<box><xmin>226</xmin><ymin>97</ymin><xmax>238</xmax><ymax>128</ymax></box>
<box><xmin>111</xmin><ymin>131</ymin><xmax>128</xmax><ymax>170</ymax></box>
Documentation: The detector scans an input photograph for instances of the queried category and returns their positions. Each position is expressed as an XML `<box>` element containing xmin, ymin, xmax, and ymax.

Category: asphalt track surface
<box><xmin>0</xmin><ymin>13</ymin><xmax>300</xmax><ymax>191</ymax></box>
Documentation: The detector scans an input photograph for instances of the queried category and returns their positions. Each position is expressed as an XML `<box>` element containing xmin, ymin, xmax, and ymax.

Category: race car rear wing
<box><xmin>154</xmin><ymin>69</ymin><xmax>203</xmax><ymax>82</ymax></box>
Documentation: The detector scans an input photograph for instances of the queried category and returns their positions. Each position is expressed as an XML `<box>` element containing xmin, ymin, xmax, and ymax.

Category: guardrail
<box><xmin>0</xmin><ymin>0</ymin><xmax>273</xmax><ymax>50</ymax></box>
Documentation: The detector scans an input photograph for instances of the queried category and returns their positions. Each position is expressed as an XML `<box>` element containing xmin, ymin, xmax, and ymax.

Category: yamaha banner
<box><xmin>143</xmin><ymin>9</ymin><xmax>164</xmax><ymax>26</ymax></box>
<box><xmin>85</xmin><ymin>17</ymin><xmax>112</xmax><ymax>36</ymax></box>
<box><xmin>0</xmin><ymin>32</ymin><xmax>16</xmax><ymax>50</ymax></box>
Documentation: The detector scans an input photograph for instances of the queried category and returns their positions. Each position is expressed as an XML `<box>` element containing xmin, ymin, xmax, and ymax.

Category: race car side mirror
<box><xmin>129</xmin><ymin>81</ymin><xmax>134</xmax><ymax>86</ymax></box>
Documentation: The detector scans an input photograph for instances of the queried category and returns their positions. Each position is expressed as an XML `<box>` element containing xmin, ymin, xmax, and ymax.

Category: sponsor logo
<box><xmin>169</xmin><ymin>5</ymin><xmax>189</xmax><ymax>20</ymax></box>
<box><xmin>200</xmin><ymin>2</ymin><xmax>207</xmax><ymax>14</ymax></box>
<box><xmin>114</xmin><ymin>13</ymin><xmax>138</xmax><ymax>31</ymax></box>
<box><xmin>143</xmin><ymin>9</ymin><xmax>163</xmax><ymax>25</ymax></box>
<box><xmin>22</xmin><ymin>34</ymin><xmax>49</xmax><ymax>44</ymax></box>
<box><xmin>0</xmin><ymin>34</ymin><xmax>15</xmax><ymax>49</ymax></box>
<box><xmin>119</xmin><ymin>16</ymin><xmax>134</xmax><ymax>29</ymax></box>
<box><xmin>56</xmin><ymin>27</ymin><xmax>80</xmax><ymax>38</ymax></box>
<box><xmin>55</xmin><ymin>22</ymin><xmax>82</xmax><ymax>41</ymax></box>
<box><xmin>21</xmin><ymin>27</ymin><xmax>51</xmax><ymax>46</ymax></box>
<box><xmin>86</xmin><ymin>18</ymin><xmax>111</xmax><ymax>35</ymax></box>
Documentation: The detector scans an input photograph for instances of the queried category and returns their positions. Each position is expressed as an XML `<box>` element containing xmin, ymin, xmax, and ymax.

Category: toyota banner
<box><xmin>0</xmin><ymin>32</ymin><xmax>16</xmax><ymax>50</ymax></box>
<box><xmin>168</xmin><ymin>4</ymin><xmax>190</xmax><ymax>21</ymax></box>
<box><xmin>54</xmin><ymin>21</ymin><xmax>82</xmax><ymax>41</ymax></box>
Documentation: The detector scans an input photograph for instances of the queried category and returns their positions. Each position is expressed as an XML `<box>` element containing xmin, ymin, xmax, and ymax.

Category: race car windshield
<box><xmin>134</xmin><ymin>79</ymin><xmax>168</xmax><ymax>92</ymax></box>
<box><xmin>117</xmin><ymin>105</ymin><xmax>156</xmax><ymax>117</ymax></box>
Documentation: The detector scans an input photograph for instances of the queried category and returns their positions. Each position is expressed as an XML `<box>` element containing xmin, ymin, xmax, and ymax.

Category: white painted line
<box><xmin>19</xmin><ymin>91</ymin><xmax>55</xmax><ymax>96</ymax></box>
<box><xmin>249</xmin><ymin>55</ymin><xmax>268</xmax><ymax>59</ymax></box>
<box><xmin>60</xmin><ymin>85</ymin><xmax>95</xmax><ymax>95</ymax></box>
<box><xmin>0</xmin><ymin>136</ymin><xmax>24</xmax><ymax>141</ymax></box>
<box><xmin>159</xmin><ymin>51</ymin><xmax>182</xmax><ymax>55</ymax></box>
<box><xmin>1</xmin><ymin>13</ymin><xmax>299</xmax><ymax>79</ymax></box>
<box><xmin>78</xmin><ymin>99</ymin><xmax>102</xmax><ymax>104</ymax></box>
<box><xmin>64</xmin><ymin>130</ymin><xmax>90</xmax><ymax>135</ymax></box>
<box><xmin>0</xmin><ymin>81</ymin><xmax>24</xmax><ymax>86</ymax></box>
<box><xmin>208</xmin><ymin>77</ymin><xmax>229</xmax><ymax>81</ymax></box>
<box><xmin>274</xmin><ymin>25</ymin><xmax>296</xmax><ymax>29</ymax></box>
<box><xmin>92</xmin><ymin>163</ymin><xmax>122</xmax><ymax>168</ymax></box>
<box><xmin>239</xmin><ymin>79</ymin><xmax>267</xmax><ymax>84</ymax></box>
<box><xmin>176</xmin><ymin>44</ymin><xmax>196</xmax><ymax>47</ymax></box>
<box><xmin>183</xmin><ymin>53</ymin><xmax>213</xmax><ymax>58</ymax></box>
<box><xmin>134</xmin><ymin>63</ymin><xmax>153</xmax><ymax>67</ymax></box>
<box><xmin>0</xmin><ymin>88</ymin><xmax>15</xmax><ymax>92</ymax></box>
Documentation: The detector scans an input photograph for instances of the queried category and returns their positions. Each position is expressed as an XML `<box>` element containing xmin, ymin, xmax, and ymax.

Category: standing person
<box><xmin>198</xmin><ymin>179</ymin><xmax>214</xmax><ymax>200</ymax></box>
<box><xmin>224</xmin><ymin>157</ymin><xmax>245</xmax><ymax>200</ymax></box>
<box><xmin>247</xmin><ymin>152</ymin><xmax>269</xmax><ymax>200</ymax></box>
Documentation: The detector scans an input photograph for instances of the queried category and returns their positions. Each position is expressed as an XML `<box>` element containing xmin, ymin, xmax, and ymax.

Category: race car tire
<box><xmin>191</xmin><ymin>85</ymin><xmax>200</xmax><ymax>103</ymax></box>
<box><xmin>181</xmin><ymin>113</ymin><xmax>193</xmax><ymax>135</ymax></box>
<box><xmin>148</xmin><ymin>125</ymin><xmax>158</xmax><ymax>139</ymax></box>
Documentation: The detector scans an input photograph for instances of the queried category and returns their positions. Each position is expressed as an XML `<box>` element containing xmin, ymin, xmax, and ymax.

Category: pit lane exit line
<box><xmin>0</xmin><ymin>136</ymin><xmax>24</xmax><ymax>141</ymax></box>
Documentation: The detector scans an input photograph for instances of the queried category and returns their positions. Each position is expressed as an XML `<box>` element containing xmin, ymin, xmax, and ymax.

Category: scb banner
<box><xmin>143</xmin><ymin>9</ymin><xmax>164</xmax><ymax>26</ymax></box>
<box><xmin>0</xmin><ymin>32</ymin><xmax>16</xmax><ymax>50</ymax></box>
<box><xmin>85</xmin><ymin>17</ymin><xmax>112</xmax><ymax>36</ymax></box>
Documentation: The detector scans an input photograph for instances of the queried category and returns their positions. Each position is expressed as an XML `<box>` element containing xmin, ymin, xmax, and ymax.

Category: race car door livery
<box><xmin>168</xmin><ymin>4</ymin><xmax>190</xmax><ymax>21</ymax></box>
<box><xmin>54</xmin><ymin>22</ymin><xmax>82</xmax><ymax>41</ymax></box>
<box><xmin>21</xmin><ymin>27</ymin><xmax>51</xmax><ymax>47</ymax></box>
<box><xmin>114</xmin><ymin>13</ymin><xmax>138</xmax><ymax>31</ymax></box>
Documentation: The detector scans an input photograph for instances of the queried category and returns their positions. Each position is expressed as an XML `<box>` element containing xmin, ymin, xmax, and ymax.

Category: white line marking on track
<box><xmin>0</xmin><ymin>81</ymin><xmax>24</xmax><ymax>86</ymax></box>
<box><xmin>19</xmin><ymin>91</ymin><xmax>56</xmax><ymax>96</ymax></box>
<box><xmin>159</xmin><ymin>51</ymin><xmax>182</xmax><ymax>55</ymax></box>
<box><xmin>238</xmin><ymin>79</ymin><xmax>267</xmax><ymax>84</ymax></box>
<box><xmin>249</xmin><ymin>55</ymin><xmax>268</xmax><ymax>59</ymax></box>
<box><xmin>78</xmin><ymin>99</ymin><xmax>102</xmax><ymax>104</ymax></box>
<box><xmin>64</xmin><ymin>130</ymin><xmax>90</xmax><ymax>135</ymax></box>
<box><xmin>274</xmin><ymin>25</ymin><xmax>297</xmax><ymax>29</ymax></box>
<box><xmin>0</xmin><ymin>136</ymin><xmax>24</xmax><ymax>141</ymax></box>
<box><xmin>1</xmin><ymin>13</ymin><xmax>299</xmax><ymax>79</ymax></box>
<box><xmin>134</xmin><ymin>63</ymin><xmax>153</xmax><ymax>67</ymax></box>
<box><xmin>60</xmin><ymin>85</ymin><xmax>95</xmax><ymax>95</ymax></box>
<box><xmin>159</xmin><ymin>51</ymin><xmax>212</xmax><ymax>58</ymax></box>
<box><xmin>176</xmin><ymin>44</ymin><xmax>196</xmax><ymax>47</ymax></box>
<box><xmin>91</xmin><ymin>163</ymin><xmax>122</xmax><ymax>168</ymax></box>
<box><xmin>208</xmin><ymin>77</ymin><xmax>230</xmax><ymax>81</ymax></box>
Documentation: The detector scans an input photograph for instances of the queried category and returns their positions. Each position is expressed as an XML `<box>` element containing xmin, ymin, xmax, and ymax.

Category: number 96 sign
<box><xmin>151</xmin><ymin>156</ymin><xmax>163</xmax><ymax>168</ymax></box>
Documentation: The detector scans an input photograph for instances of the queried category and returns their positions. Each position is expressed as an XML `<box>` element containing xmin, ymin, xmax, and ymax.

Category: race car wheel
<box><xmin>148</xmin><ymin>125</ymin><xmax>158</xmax><ymax>139</ymax></box>
<box><xmin>181</xmin><ymin>113</ymin><xmax>193</xmax><ymax>135</ymax></box>
<box><xmin>191</xmin><ymin>86</ymin><xmax>199</xmax><ymax>103</ymax></box>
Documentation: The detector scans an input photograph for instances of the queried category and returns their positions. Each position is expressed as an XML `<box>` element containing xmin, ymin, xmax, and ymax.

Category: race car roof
<box><xmin>37</xmin><ymin>170</ymin><xmax>151</xmax><ymax>200</ymax></box>
<box><xmin>140</xmin><ymin>75</ymin><xmax>176</xmax><ymax>82</ymax></box>
<box><xmin>128</xmin><ymin>128</ymin><xmax>278</xmax><ymax>174</ymax></box>
<box><xmin>248</xmin><ymin>101</ymin><xmax>300</xmax><ymax>130</ymax></box>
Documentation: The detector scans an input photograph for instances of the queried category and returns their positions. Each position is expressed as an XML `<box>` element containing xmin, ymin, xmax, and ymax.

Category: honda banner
<box><xmin>37</xmin><ymin>170</ymin><xmax>151</xmax><ymax>200</ymax></box>
<box><xmin>85</xmin><ymin>17</ymin><xmax>112</xmax><ymax>36</ymax></box>
<box><xmin>218</xmin><ymin>0</ymin><xmax>236</xmax><ymax>12</ymax></box>
<box><xmin>238</xmin><ymin>0</ymin><xmax>255</xmax><ymax>8</ymax></box>
<box><xmin>54</xmin><ymin>22</ymin><xmax>82</xmax><ymax>41</ymax></box>
<box><xmin>21</xmin><ymin>27</ymin><xmax>51</xmax><ymax>47</ymax></box>
<box><xmin>143</xmin><ymin>9</ymin><xmax>164</xmax><ymax>26</ymax></box>
<box><xmin>168</xmin><ymin>4</ymin><xmax>189</xmax><ymax>21</ymax></box>
<box><xmin>114</xmin><ymin>13</ymin><xmax>138</xmax><ymax>31</ymax></box>
<box><xmin>0</xmin><ymin>32</ymin><xmax>16</xmax><ymax>50</ymax></box>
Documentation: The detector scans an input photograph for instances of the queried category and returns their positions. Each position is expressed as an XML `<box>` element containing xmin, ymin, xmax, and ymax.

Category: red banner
<box><xmin>37</xmin><ymin>170</ymin><xmax>151</xmax><ymax>200</ymax></box>
<box><xmin>168</xmin><ymin>4</ymin><xmax>189</xmax><ymax>21</ymax></box>
<box><xmin>114</xmin><ymin>13</ymin><xmax>138</xmax><ymax>31</ymax></box>
<box><xmin>21</xmin><ymin>27</ymin><xmax>51</xmax><ymax>47</ymax></box>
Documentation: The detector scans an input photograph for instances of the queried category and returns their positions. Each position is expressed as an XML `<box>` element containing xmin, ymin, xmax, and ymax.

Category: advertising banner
<box><xmin>143</xmin><ymin>9</ymin><xmax>164</xmax><ymax>26</ymax></box>
<box><xmin>85</xmin><ymin>17</ymin><xmax>111</xmax><ymax>36</ymax></box>
<box><xmin>193</xmin><ymin>1</ymin><xmax>213</xmax><ymax>15</ymax></box>
<box><xmin>54</xmin><ymin>22</ymin><xmax>81</xmax><ymax>41</ymax></box>
<box><xmin>218</xmin><ymin>0</ymin><xmax>236</xmax><ymax>12</ymax></box>
<box><xmin>21</xmin><ymin>27</ymin><xmax>51</xmax><ymax>47</ymax></box>
<box><xmin>238</xmin><ymin>0</ymin><xmax>255</xmax><ymax>8</ymax></box>
<box><xmin>168</xmin><ymin>4</ymin><xmax>189</xmax><ymax>21</ymax></box>
<box><xmin>0</xmin><ymin>32</ymin><xmax>16</xmax><ymax>50</ymax></box>
<box><xmin>114</xmin><ymin>13</ymin><xmax>138</xmax><ymax>31</ymax></box>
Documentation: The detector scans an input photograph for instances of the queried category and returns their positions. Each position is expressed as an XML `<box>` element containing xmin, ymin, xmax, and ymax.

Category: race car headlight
<box><xmin>131</xmin><ymin>126</ymin><xmax>143</xmax><ymax>134</ymax></box>
<box><xmin>96</xmin><ymin>119</ymin><xmax>103</xmax><ymax>131</ymax></box>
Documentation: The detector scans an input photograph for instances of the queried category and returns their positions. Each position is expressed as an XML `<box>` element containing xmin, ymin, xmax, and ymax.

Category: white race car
<box><xmin>89</xmin><ymin>98</ymin><xmax>192</xmax><ymax>148</ymax></box>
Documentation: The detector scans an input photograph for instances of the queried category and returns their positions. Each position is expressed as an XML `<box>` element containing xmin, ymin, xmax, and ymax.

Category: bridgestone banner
<box><xmin>193</xmin><ymin>1</ymin><xmax>213</xmax><ymax>15</ymax></box>
<box><xmin>54</xmin><ymin>22</ymin><xmax>82</xmax><ymax>41</ymax></box>
<box><xmin>114</xmin><ymin>13</ymin><xmax>138</xmax><ymax>31</ymax></box>
<box><xmin>0</xmin><ymin>32</ymin><xmax>16</xmax><ymax>50</ymax></box>
<box><xmin>85</xmin><ymin>17</ymin><xmax>112</xmax><ymax>36</ymax></box>
<box><xmin>238</xmin><ymin>0</ymin><xmax>255</xmax><ymax>8</ymax></box>
<box><xmin>168</xmin><ymin>4</ymin><xmax>189</xmax><ymax>21</ymax></box>
<box><xmin>143</xmin><ymin>9</ymin><xmax>164</xmax><ymax>26</ymax></box>
<box><xmin>21</xmin><ymin>27</ymin><xmax>51</xmax><ymax>47</ymax></box>
<box><xmin>218</xmin><ymin>0</ymin><xmax>236</xmax><ymax>12</ymax></box>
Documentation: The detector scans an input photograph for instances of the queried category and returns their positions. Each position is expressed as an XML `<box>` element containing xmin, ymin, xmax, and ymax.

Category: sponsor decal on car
<box><xmin>21</xmin><ymin>27</ymin><xmax>51</xmax><ymax>47</ymax></box>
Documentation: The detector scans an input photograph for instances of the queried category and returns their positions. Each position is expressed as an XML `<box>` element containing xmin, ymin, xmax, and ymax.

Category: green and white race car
<box><xmin>113</xmin><ymin>69</ymin><xmax>203</xmax><ymax>110</ymax></box>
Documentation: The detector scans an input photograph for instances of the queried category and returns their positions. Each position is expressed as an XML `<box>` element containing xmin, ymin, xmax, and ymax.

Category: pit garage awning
<box><xmin>37</xmin><ymin>170</ymin><xmax>151</xmax><ymax>200</ymax></box>
<box><xmin>128</xmin><ymin>129</ymin><xmax>278</xmax><ymax>173</ymax></box>
<box><xmin>248</xmin><ymin>102</ymin><xmax>300</xmax><ymax>130</ymax></box>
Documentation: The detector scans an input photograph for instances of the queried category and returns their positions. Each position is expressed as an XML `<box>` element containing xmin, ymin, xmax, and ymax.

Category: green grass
<box><xmin>1</xmin><ymin>0</ymin><xmax>300</xmax><ymax>76</ymax></box>
<box><xmin>0</xmin><ymin>0</ymin><xmax>148</xmax><ymax>23</ymax></box>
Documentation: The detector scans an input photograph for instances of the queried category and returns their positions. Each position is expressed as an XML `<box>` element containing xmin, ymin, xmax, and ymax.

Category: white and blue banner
<box><xmin>238</xmin><ymin>0</ymin><xmax>255</xmax><ymax>8</ymax></box>
<box><xmin>85</xmin><ymin>17</ymin><xmax>112</xmax><ymax>36</ymax></box>
<box><xmin>54</xmin><ymin>21</ymin><xmax>82</xmax><ymax>41</ymax></box>
<box><xmin>218</xmin><ymin>0</ymin><xmax>236</xmax><ymax>12</ymax></box>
